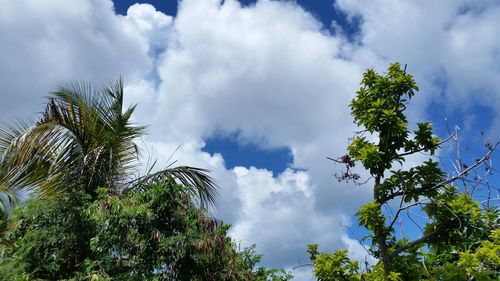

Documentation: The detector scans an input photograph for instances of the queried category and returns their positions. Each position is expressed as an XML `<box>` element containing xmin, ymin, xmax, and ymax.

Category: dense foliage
<box><xmin>0</xmin><ymin>178</ymin><xmax>291</xmax><ymax>280</ymax></box>
<box><xmin>309</xmin><ymin>63</ymin><xmax>499</xmax><ymax>280</ymax></box>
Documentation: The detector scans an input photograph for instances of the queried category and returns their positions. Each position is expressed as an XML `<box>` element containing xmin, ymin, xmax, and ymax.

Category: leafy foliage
<box><xmin>0</xmin><ymin>78</ymin><xmax>217</xmax><ymax>207</ymax></box>
<box><xmin>0</xmin><ymin>178</ymin><xmax>291</xmax><ymax>280</ymax></box>
<box><xmin>311</xmin><ymin>63</ymin><xmax>499</xmax><ymax>280</ymax></box>
<box><xmin>0</xmin><ymin>188</ymin><xmax>94</xmax><ymax>280</ymax></box>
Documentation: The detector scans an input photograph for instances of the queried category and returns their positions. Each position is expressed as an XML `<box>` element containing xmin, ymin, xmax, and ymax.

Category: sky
<box><xmin>1</xmin><ymin>0</ymin><xmax>500</xmax><ymax>280</ymax></box>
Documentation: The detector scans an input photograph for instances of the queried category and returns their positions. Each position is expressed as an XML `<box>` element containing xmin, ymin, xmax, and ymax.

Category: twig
<box><xmin>389</xmin><ymin>226</ymin><xmax>442</xmax><ymax>259</ymax></box>
<box><xmin>383</xmin><ymin>142</ymin><xmax>499</xmax><ymax>203</ymax></box>
<box><xmin>291</xmin><ymin>263</ymin><xmax>313</xmax><ymax>270</ymax></box>
<box><xmin>397</xmin><ymin>133</ymin><xmax>455</xmax><ymax>158</ymax></box>
<box><xmin>388</xmin><ymin>200</ymin><xmax>427</xmax><ymax>230</ymax></box>
<box><xmin>340</xmin><ymin>223</ymin><xmax>372</xmax><ymax>255</ymax></box>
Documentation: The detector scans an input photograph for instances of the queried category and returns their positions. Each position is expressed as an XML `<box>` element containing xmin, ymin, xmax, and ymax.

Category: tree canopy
<box><xmin>309</xmin><ymin>63</ymin><xmax>499</xmax><ymax>280</ymax></box>
<box><xmin>0</xmin><ymin>79</ymin><xmax>292</xmax><ymax>280</ymax></box>
<box><xmin>1</xmin><ymin>178</ymin><xmax>293</xmax><ymax>280</ymax></box>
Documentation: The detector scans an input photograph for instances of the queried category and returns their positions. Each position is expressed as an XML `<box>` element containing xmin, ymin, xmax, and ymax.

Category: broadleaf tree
<box><xmin>309</xmin><ymin>63</ymin><xmax>499</xmax><ymax>280</ymax></box>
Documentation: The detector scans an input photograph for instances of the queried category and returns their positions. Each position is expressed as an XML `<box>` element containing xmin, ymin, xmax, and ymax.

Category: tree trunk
<box><xmin>374</xmin><ymin>175</ymin><xmax>391</xmax><ymax>276</ymax></box>
<box><xmin>377</xmin><ymin>231</ymin><xmax>391</xmax><ymax>276</ymax></box>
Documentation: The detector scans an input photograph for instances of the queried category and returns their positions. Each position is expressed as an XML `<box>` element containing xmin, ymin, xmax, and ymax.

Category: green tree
<box><xmin>0</xmin><ymin>177</ymin><xmax>292</xmax><ymax>280</ymax></box>
<box><xmin>0</xmin><ymin>79</ymin><xmax>292</xmax><ymax>280</ymax></box>
<box><xmin>0</xmin><ymin>78</ymin><xmax>217</xmax><ymax>206</ymax></box>
<box><xmin>309</xmin><ymin>63</ymin><xmax>499</xmax><ymax>280</ymax></box>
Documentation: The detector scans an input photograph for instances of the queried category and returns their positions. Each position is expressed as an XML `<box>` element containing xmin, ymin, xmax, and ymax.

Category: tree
<box><xmin>309</xmin><ymin>63</ymin><xmax>499</xmax><ymax>280</ymax></box>
<box><xmin>0</xmin><ymin>177</ymin><xmax>292</xmax><ymax>280</ymax></box>
<box><xmin>0</xmin><ymin>78</ymin><xmax>217</xmax><ymax>206</ymax></box>
<box><xmin>0</xmin><ymin>78</ymin><xmax>293</xmax><ymax>280</ymax></box>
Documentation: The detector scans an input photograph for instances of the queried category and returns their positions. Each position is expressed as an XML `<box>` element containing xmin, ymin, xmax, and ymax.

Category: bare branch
<box><xmin>291</xmin><ymin>263</ymin><xmax>313</xmax><ymax>270</ymax></box>
<box><xmin>383</xmin><ymin>142</ymin><xmax>499</xmax><ymax>203</ymax></box>
<box><xmin>388</xmin><ymin>199</ymin><xmax>428</xmax><ymax>230</ymax></box>
<box><xmin>340</xmin><ymin>223</ymin><xmax>372</xmax><ymax>255</ymax></box>
<box><xmin>406</xmin><ymin>209</ymin><xmax>424</xmax><ymax>232</ymax></box>
<box><xmin>397</xmin><ymin>133</ymin><xmax>455</xmax><ymax>158</ymax></box>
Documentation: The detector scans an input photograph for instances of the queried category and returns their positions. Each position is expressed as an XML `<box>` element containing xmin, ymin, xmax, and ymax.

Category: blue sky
<box><xmin>1</xmin><ymin>1</ymin><xmax>499</xmax><ymax>280</ymax></box>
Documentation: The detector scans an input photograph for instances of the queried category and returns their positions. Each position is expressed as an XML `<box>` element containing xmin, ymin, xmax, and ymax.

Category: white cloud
<box><xmin>142</xmin><ymin>0</ymin><xmax>375</xmax><ymax>272</ymax></box>
<box><xmin>0</xmin><ymin>0</ymin><xmax>153</xmax><ymax>121</ymax></box>
<box><xmin>125</xmin><ymin>3</ymin><xmax>173</xmax><ymax>52</ymax></box>
<box><xmin>154</xmin><ymin>0</ymin><xmax>362</xmax><ymax>144</ymax></box>
<box><xmin>338</xmin><ymin>0</ymin><xmax>500</xmax><ymax>127</ymax></box>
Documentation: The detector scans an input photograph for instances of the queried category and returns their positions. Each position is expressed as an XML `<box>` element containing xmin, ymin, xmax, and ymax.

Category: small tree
<box><xmin>308</xmin><ymin>63</ymin><xmax>499</xmax><ymax>280</ymax></box>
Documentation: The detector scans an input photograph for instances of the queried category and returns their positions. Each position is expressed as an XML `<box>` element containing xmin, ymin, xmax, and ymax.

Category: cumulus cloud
<box><xmin>231</xmin><ymin>167</ymin><xmax>334</xmax><ymax>265</ymax></box>
<box><xmin>125</xmin><ymin>3</ymin><xmax>173</xmax><ymax>52</ymax></box>
<box><xmin>154</xmin><ymin>0</ymin><xmax>361</xmax><ymax>142</ymax></box>
<box><xmin>140</xmin><ymin>0</ymin><xmax>375</xmax><ymax>271</ymax></box>
<box><xmin>337</xmin><ymin>0</ymin><xmax>500</xmax><ymax>129</ymax></box>
<box><xmin>0</xmin><ymin>0</ymin><xmax>154</xmax><ymax>121</ymax></box>
<box><xmin>127</xmin><ymin>2</ymin><xmax>500</xmax><ymax>278</ymax></box>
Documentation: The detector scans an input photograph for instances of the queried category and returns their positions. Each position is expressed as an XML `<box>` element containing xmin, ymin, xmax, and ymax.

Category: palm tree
<box><xmin>0</xmin><ymin>78</ymin><xmax>218</xmax><ymax>208</ymax></box>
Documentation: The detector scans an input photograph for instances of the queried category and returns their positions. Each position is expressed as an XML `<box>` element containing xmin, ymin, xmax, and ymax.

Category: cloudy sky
<box><xmin>1</xmin><ymin>0</ymin><xmax>500</xmax><ymax>279</ymax></box>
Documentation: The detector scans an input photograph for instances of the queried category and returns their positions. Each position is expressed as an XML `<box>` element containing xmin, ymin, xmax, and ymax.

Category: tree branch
<box><xmin>388</xmin><ymin>200</ymin><xmax>427</xmax><ymax>231</ymax></box>
<box><xmin>291</xmin><ymin>263</ymin><xmax>313</xmax><ymax>270</ymax></box>
<box><xmin>397</xmin><ymin>133</ymin><xmax>455</xmax><ymax>158</ymax></box>
<box><xmin>383</xmin><ymin>142</ymin><xmax>499</xmax><ymax>203</ymax></box>
<box><xmin>389</xmin><ymin>226</ymin><xmax>442</xmax><ymax>259</ymax></box>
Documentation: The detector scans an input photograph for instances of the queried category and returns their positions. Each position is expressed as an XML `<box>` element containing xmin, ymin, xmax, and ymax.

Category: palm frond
<box><xmin>0</xmin><ymin>124</ymin><xmax>79</xmax><ymax>197</ymax></box>
<box><xmin>129</xmin><ymin>166</ymin><xmax>219</xmax><ymax>209</ymax></box>
<box><xmin>0</xmin><ymin>180</ymin><xmax>19</xmax><ymax>247</ymax></box>
<box><xmin>0</xmin><ymin>121</ymin><xmax>32</xmax><ymax>157</ymax></box>
<box><xmin>0</xmin><ymin>77</ymin><xmax>219</xmax><ymax>210</ymax></box>
<box><xmin>0</xmin><ymin>186</ymin><xmax>17</xmax><ymax>217</ymax></box>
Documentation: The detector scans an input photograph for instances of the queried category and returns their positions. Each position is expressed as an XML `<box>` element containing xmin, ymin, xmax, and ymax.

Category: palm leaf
<box><xmin>128</xmin><ymin>166</ymin><xmax>219</xmax><ymax>209</ymax></box>
<box><xmin>0</xmin><ymin>77</ymin><xmax>219</xmax><ymax>209</ymax></box>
